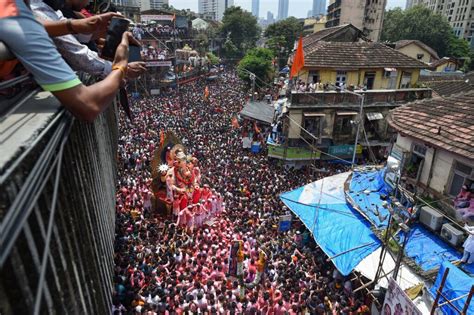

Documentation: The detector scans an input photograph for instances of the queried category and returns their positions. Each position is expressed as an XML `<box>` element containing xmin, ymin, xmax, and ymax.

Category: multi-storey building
<box><xmin>267</xmin><ymin>11</ymin><xmax>275</xmax><ymax>24</ymax></box>
<box><xmin>252</xmin><ymin>0</ymin><xmax>260</xmax><ymax>18</ymax></box>
<box><xmin>277</xmin><ymin>0</ymin><xmax>289</xmax><ymax>21</ymax></box>
<box><xmin>198</xmin><ymin>0</ymin><xmax>234</xmax><ymax>21</ymax></box>
<box><xmin>312</xmin><ymin>0</ymin><xmax>327</xmax><ymax>17</ymax></box>
<box><xmin>406</xmin><ymin>0</ymin><xmax>474</xmax><ymax>49</ymax></box>
<box><xmin>325</xmin><ymin>0</ymin><xmax>387</xmax><ymax>41</ymax></box>
<box><xmin>139</xmin><ymin>0</ymin><xmax>168</xmax><ymax>11</ymax></box>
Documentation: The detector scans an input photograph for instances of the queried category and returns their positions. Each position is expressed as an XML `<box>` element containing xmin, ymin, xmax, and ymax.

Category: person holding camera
<box><xmin>1</xmin><ymin>0</ymin><xmax>138</xmax><ymax>121</ymax></box>
<box><xmin>31</xmin><ymin>0</ymin><xmax>146</xmax><ymax>80</ymax></box>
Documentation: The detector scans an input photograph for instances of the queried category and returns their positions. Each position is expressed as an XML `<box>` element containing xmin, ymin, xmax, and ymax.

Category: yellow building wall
<box><xmin>301</xmin><ymin>68</ymin><xmax>421</xmax><ymax>88</ymax></box>
<box><xmin>397</xmin><ymin>45</ymin><xmax>434</xmax><ymax>64</ymax></box>
<box><xmin>436</xmin><ymin>61</ymin><xmax>457</xmax><ymax>72</ymax></box>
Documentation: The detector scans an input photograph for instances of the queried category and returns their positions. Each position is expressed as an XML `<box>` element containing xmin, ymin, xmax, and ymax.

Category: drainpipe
<box><xmin>426</xmin><ymin>126</ymin><xmax>441</xmax><ymax>189</ymax></box>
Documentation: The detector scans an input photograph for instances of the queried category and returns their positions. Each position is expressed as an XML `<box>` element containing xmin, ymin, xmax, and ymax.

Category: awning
<box><xmin>280</xmin><ymin>172</ymin><xmax>381</xmax><ymax>276</ymax></box>
<box><xmin>384</xmin><ymin>67</ymin><xmax>397</xmax><ymax>72</ymax></box>
<box><xmin>337</xmin><ymin>111</ymin><xmax>358</xmax><ymax>116</ymax></box>
<box><xmin>303</xmin><ymin>113</ymin><xmax>325</xmax><ymax>117</ymax></box>
<box><xmin>240</xmin><ymin>101</ymin><xmax>275</xmax><ymax>125</ymax></box>
<box><xmin>366</xmin><ymin>112</ymin><xmax>384</xmax><ymax>120</ymax></box>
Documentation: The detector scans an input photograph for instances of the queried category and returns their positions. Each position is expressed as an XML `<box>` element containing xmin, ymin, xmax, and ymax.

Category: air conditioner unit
<box><xmin>419</xmin><ymin>205</ymin><xmax>444</xmax><ymax>232</ymax></box>
<box><xmin>440</xmin><ymin>223</ymin><xmax>464</xmax><ymax>247</ymax></box>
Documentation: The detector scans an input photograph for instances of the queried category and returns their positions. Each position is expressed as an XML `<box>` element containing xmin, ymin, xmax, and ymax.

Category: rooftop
<box><xmin>422</xmin><ymin>79</ymin><xmax>472</xmax><ymax>97</ymax></box>
<box><xmin>302</xmin><ymin>24</ymin><xmax>367</xmax><ymax>49</ymax></box>
<box><xmin>394</xmin><ymin>39</ymin><xmax>439</xmax><ymax>60</ymax></box>
<box><xmin>298</xmin><ymin>41</ymin><xmax>428</xmax><ymax>69</ymax></box>
<box><xmin>387</xmin><ymin>91</ymin><xmax>474</xmax><ymax>160</ymax></box>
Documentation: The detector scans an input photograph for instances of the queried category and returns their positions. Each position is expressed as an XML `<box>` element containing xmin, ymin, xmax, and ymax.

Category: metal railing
<box><xmin>1</xmin><ymin>76</ymin><xmax>118</xmax><ymax>313</ymax></box>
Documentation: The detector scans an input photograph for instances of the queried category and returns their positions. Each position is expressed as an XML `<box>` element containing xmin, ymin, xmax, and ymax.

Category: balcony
<box><xmin>290</xmin><ymin>88</ymin><xmax>432</xmax><ymax>109</ymax></box>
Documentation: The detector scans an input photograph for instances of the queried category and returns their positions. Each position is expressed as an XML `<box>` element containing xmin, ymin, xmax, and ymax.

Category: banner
<box><xmin>382</xmin><ymin>278</ymin><xmax>422</xmax><ymax>315</ymax></box>
<box><xmin>141</xmin><ymin>15</ymin><xmax>175</xmax><ymax>22</ymax></box>
<box><xmin>328</xmin><ymin>144</ymin><xmax>362</xmax><ymax>157</ymax></box>
<box><xmin>278</xmin><ymin>214</ymin><xmax>292</xmax><ymax>232</ymax></box>
<box><xmin>146</xmin><ymin>61</ymin><xmax>173</xmax><ymax>67</ymax></box>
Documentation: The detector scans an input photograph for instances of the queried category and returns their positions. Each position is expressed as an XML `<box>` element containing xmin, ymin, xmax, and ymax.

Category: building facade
<box><xmin>198</xmin><ymin>0</ymin><xmax>234</xmax><ymax>21</ymax></box>
<box><xmin>277</xmin><ymin>0</ymin><xmax>289</xmax><ymax>21</ymax></box>
<box><xmin>394</xmin><ymin>40</ymin><xmax>440</xmax><ymax>64</ymax></box>
<box><xmin>386</xmin><ymin>91</ymin><xmax>474</xmax><ymax>219</ymax></box>
<box><xmin>252</xmin><ymin>0</ymin><xmax>260</xmax><ymax>18</ymax></box>
<box><xmin>406</xmin><ymin>0</ymin><xmax>474</xmax><ymax>48</ymax></box>
<box><xmin>271</xmin><ymin>39</ymin><xmax>430</xmax><ymax>166</ymax></box>
<box><xmin>139</xmin><ymin>0</ymin><xmax>168</xmax><ymax>11</ymax></box>
<box><xmin>267</xmin><ymin>11</ymin><xmax>275</xmax><ymax>24</ymax></box>
<box><xmin>312</xmin><ymin>0</ymin><xmax>326</xmax><ymax>17</ymax></box>
<box><xmin>326</xmin><ymin>0</ymin><xmax>387</xmax><ymax>41</ymax></box>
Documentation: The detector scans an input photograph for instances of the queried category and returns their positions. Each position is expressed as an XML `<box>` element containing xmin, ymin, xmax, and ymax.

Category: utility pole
<box><xmin>250</xmin><ymin>73</ymin><xmax>256</xmax><ymax>102</ymax></box>
<box><xmin>352</xmin><ymin>94</ymin><xmax>364</xmax><ymax>167</ymax></box>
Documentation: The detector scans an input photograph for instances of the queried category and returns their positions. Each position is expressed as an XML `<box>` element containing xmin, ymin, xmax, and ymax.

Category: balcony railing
<box><xmin>290</xmin><ymin>88</ymin><xmax>432</xmax><ymax>108</ymax></box>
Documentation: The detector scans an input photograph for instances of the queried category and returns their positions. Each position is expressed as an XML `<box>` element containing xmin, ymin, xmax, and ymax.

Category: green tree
<box><xmin>447</xmin><ymin>34</ymin><xmax>470</xmax><ymax>58</ymax></box>
<box><xmin>196</xmin><ymin>33</ymin><xmax>209</xmax><ymax>56</ymax></box>
<box><xmin>206</xmin><ymin>52</ymin><xmax>220</xmax><ymax>65</ymax></box>
<box><xmin>237</xmin><ymin>48</ymin><xmax>274</xmax><ymax>86</ymax></box>
<box><xmin>264</xmin><ymin>17</ymin><xmax>303</xmax><ymax>66</ymax></box>
<box><xmin>381</xmin><ymin>5</ymin><xmax>460</xmax><ymax>58</ymax></box>
<box><xmin>223</xmin><ymin>37</ymin><xmax>240</xmax><ymax>62</ymax></box>
<box><xmin>220</xmin><ymin>6</ymin><xmax>260</xmax><ymax>58</ymax></box>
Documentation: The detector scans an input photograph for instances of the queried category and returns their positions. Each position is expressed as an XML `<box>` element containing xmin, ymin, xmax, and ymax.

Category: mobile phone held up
<box><xmin>128</xmin><ymin>44</ymin><xmax>142</xmax><ymax>62</ymax></box>
<box><xmin>101</xmin><ymin>17</ymin><xmax>131</xmax><ymax>60</ymax></box>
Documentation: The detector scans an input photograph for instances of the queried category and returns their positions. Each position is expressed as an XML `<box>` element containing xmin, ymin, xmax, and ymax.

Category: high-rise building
<box><xmin>252</xmin><ymin>0</ymin><xmax>260</xmax><ymax>18</ymax></box>
<box><xmin>326</xmin><ymin>0</ymin><xmax>386</xmax><ymax>41</ymax></box>
<box><xmin>267</xmin><ymin>11</ymin><xmax>275</xmax><ymax>24</ymax></box>
<box><xmin>312</xmin><ymin>0</ymin><xmax>326</xmax><ymax>17</ymax></box>
<box><xmin>198</xmin><ymin>0</ymin><xmax>234</xmax><ymax>21</ymax></box>
<box><xmin>140</xmin><ymin>0</ymin><xmax>168</xmax><ymax>11</ymax></box>
<box><xmin>277</xmin><ymin>0</ymin><xmax>289</xmax><ymax>20</ymax></box>
<box><xmin>405</xmin><ymin>0</ymin><xmax>474</xmax><ymax>49</ymax></box>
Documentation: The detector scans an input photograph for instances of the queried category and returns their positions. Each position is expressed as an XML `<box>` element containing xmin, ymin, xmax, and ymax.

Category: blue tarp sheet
<box><xmin>399</xmin><ymin>224</ymin><xmax>462</xmax><ymax>272</ymax></box>
<box><xmin>430</xmin><ymin>261</ymin><xmax>474</xmax><ymax>315</ymax></box>
<box><xmin>280</xmin><ymin>172</ymin><xmax>381</xmax><ymax>276</ymax></box>
<box><xmin>348</xmin><ymin>169</ymin><xmax>392</xmax><ymax>228</ymax></box>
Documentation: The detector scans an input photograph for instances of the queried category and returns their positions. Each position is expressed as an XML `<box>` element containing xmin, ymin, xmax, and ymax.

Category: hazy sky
<box><xmin>169</xmin><ymin>0</ymin><xmax>407</xmax><ymax>19</ymax></box>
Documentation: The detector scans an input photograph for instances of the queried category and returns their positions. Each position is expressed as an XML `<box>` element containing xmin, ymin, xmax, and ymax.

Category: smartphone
<box><xmin>101</xmin><ymin>17</ymin><xmax>130</xmax><ymax>60</ymax></box>
<box><xmin>128</xmin><ymin>44</ymin><xmax>142</xmax><ymax>62</ymax></box>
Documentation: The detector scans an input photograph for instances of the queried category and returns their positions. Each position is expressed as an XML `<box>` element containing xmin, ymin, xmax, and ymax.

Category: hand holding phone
<box><xmin>101</xmin><ymin>17</ymin><xmax>131</xmax><ymax>60</ymax></box>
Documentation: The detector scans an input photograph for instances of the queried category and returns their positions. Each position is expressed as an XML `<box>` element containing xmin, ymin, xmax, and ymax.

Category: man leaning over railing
<box><xmin>30</xmin><ymin>0</ymin><xmax>145</xmax><ymax>80</ymax></box>
<box><xmin>0</xmin><ymin>0</ymin><xmax>139</xmax><ymax>122</ymax></box>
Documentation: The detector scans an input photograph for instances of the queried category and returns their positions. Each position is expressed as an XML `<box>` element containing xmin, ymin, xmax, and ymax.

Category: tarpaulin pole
<box><xmin>326</xmin><ymin>242</ymin><xmax>375</xmax><ymax>261</ymax></box>
<box><xmin>431</xmin><ymin>267</ymin><xmax>450</xmax><ymax>315</ymax></box>
<box><xmin>462</xmin><ymin>285</ymin><xmax>474</xmax><ymax>315</ymax></box>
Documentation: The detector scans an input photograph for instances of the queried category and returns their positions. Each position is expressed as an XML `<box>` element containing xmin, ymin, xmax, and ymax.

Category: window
<box><xmin>417</xmin><ymin>53</ymin><xmax>424</xmax><ymax>60</ymax></box>
<box><xmin>448</xmin><ymin>161</ymin><xmax>473</xmax><ymax>197</ymax></box>
<box><xmin>308</xmin><ymin>70</ymin><xmax>320</xmax><ymax>83</ymax></box>
<box><xmin>336</xmin><ymin>71</ymin><xmax>347</xmax><ymax>86</ymax></box>
<box><xmin>303</xmin><ymin>115</ymin><xmax>323</xmax><ymax>140</ymax></box>
<box><xmin>334</xmin><ymin>116</ymin><xmax>353</xmax><ymax>135</ymax></box>
<box><xmin>399</xmin><ymin>71</ymin><xmax>412</xmax><ymax>88</ymax></box>
<box><xmin>405</xmin><ymin>143</ymin><xmax>426</xmax><ymax>179</ymax></box>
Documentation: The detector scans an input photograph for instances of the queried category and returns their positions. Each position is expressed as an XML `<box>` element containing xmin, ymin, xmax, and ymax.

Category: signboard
<box><xmin>146</xmin><ymin>60</ymin><xmax>172</xmax><ymax>67</ymax></box>
<box><xmin>328</xmin><ymin>144</ymin><xmax>362</xmax><ymax>157</ymax></box>
<box><xmin>278</xmin><ymin>214</ymin><xmax>292</xmax><ymax>232</ymax></box>
<box><xmin>382</xmin><ymin>278</ymin><xmax>422</xmax><ymax>315</ymax></box>
<box><xmin>141</xmin><ymin>15</ymin><xmax>174</xmax><ymax>22</ymax></box>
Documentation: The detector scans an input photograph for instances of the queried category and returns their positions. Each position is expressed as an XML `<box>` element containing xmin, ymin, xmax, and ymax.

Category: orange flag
<box><xmin>254</xmin><ymin>121</ymin><xmax>261</xmax><ymax>134</ymax></box>
<box><xmin>204</xmin><ymin>86</ymin><xmax>210</xmax><ymax>100</ymax></box>
<box><xmin>290</xmin><ymin>36</ymin><xmax>305</xmax><ymax>79</ymax></box>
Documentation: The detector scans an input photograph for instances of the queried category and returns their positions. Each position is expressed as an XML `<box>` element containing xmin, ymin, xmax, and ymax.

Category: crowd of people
<box><xmin>113</xmin><ymin>70</ymin><xmax>372</xmax><ymax>314</ymax></box>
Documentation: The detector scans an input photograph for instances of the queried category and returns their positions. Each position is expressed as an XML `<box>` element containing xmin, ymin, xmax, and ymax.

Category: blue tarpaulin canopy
<box><xmin>348</xmin><ymin>169</ymin><xmax>392</xmax><ymax>228</ymax></box>
<box><xmin>399</xmin><ymin>224</ymin><xmax>463</xmax><ymax>272</ymax></box>
<box><xmin>280</xmin><ymin>172</ymin><xmax>381</xmax><ymax>276</ymax></box>
<box><xmin>430</xmin><ymin>261</ymin><xmax>474</xmax><ymax>315</ymax></box>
